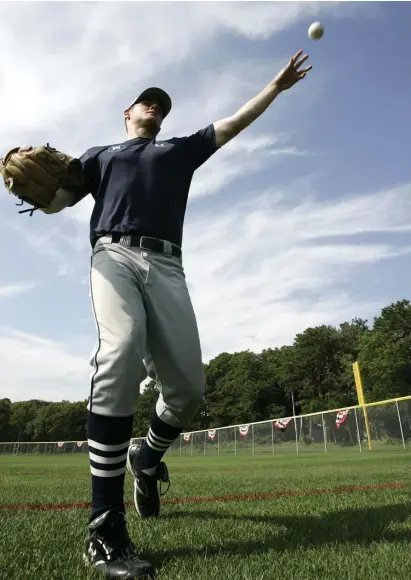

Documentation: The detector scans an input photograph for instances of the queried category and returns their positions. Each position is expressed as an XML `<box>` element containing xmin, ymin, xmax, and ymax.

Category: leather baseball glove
<box><xmin>0</xmin><ymin>144</ymin><xmax>82</xmax><ymax>215</ymax></box>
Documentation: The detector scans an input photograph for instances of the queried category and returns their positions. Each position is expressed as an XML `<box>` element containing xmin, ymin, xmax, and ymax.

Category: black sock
<box><xmin>87</xmin><ymin>411</ymin><xmax>133</xmax><ymax>521</ymax></box>
<box><xmin>137</xmin><ymin>413</ymin><xmax>182</xmax><ymax>470</ymax></box>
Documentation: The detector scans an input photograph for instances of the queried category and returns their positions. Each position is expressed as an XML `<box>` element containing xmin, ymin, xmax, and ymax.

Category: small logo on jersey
<box><xmin>108</xmin><ymin>145</ymin><xmax>126</xmax><ymax>152</ymax></box>
<box><xmin>154</xmin><ymin>143</ymin><xmax>166</xmax><ymax>148</ymax></box>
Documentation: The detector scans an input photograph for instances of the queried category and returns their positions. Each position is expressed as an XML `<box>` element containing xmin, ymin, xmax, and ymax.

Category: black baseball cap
<box><xmin>127</xmin><ymin>87</ymin><xmax>172</xmax><ymax>118</ymax></box>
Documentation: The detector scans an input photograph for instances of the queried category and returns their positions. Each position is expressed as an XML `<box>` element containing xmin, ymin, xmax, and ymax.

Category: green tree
<box><xmin>358</xmin><ymin>300</ymin><xmax>411</xmax><ymax>402</ymax></box>
<box><xmin>132</xmin><ymin>382</ymin><xmax>158</xmax><ymax>436</ymax></box>
<box><xmin>205</xmin><ymin>350</ymin><xmax>286</xmax><ymax>427</ymax></box>
<box><xmin>0</xmin><ymin>398</ymin><xmax>11</xmax><ymax>441</ymax></box>
<box><xmin>32</xmin><ymin>401</ymin><xmax>87</xmax><ymax>441</ymax></box>
<box><xmin>9</xmin><ymin>400</ymin><xmax>51</xmax><ymax>441</ymax></box>
<box><xmin>280</xmin><ymin>325</ymin><xmax>355</xmax><ymax>414</ymax></box>
<box><xmin>338</xmin><ymin>318</ymin><xmax>370</xmax><ymax>403</ymax></box>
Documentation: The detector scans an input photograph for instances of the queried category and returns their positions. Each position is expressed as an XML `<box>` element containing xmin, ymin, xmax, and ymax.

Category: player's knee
<box><xmin>181</xmin><ymin>374</ymin><xmax>206</xmax><ymax>420</ymax></box>
<box><xmin>160</xmin><ymin>374</ymin><xmax>205</xmax><ymax>427</ymax></box>
<box><xmin>90</xmin><ymin>327</ymin><xmax>146</xmax><ymax>410</ymax></box>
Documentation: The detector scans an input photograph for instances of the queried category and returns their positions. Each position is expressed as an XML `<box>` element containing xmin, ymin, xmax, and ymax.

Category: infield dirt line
<box><xmin>1</xmin><ymin>482</ymin><xmax>410</xmax><ymax>512</ymax></box>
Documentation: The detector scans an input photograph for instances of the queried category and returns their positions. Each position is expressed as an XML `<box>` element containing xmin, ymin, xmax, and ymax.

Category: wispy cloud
<box><xmin>190</xmin><ymin>133</ymin><xmax>308</xmax><ymax>199</ymax></box>
<box><xmin>182</xmin><ymin>181</ymin><xmax>411</xmax><ymax>358</ymax></box>
<box><xmin>5</xmin><ymin>221</ymin><xmax>78</xmax><ymax>277</ymax></box>
<box><xmin>0</xmin><ymin>328</ymin><xmax>89</xmax><ymax>402</ymax></box>
<box><xmin>0</xmin><ymin>283</ymin><xmax>36</xmax><ymax>300</ymax></box>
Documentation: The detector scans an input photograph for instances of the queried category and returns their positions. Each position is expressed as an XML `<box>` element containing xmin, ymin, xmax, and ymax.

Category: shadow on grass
<box><xmin>144</xmin><ymin>503</ymin><xmax>411</xmax><ymax>568</ymax></box>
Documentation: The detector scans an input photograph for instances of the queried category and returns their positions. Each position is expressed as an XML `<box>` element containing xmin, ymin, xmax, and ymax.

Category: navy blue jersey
<box><xmin>70</xmin><ymin>124</ymin><xmax>218</xmax><ymax>248</ymax></box>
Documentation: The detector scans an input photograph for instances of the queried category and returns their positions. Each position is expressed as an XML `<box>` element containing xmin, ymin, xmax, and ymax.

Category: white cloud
<box><xmin>0</xmin><ymin>1</ymin><xmax>367</xmax><ymax>149</ymax></box>
<box><xmin>5</xmin><ymin>221</ymin><xmax>79</xmax><ymax>277</ymax></box>
<box><xmin>182</xmin><ymin>181</ymin><xmax>411</xmax><ymax>358</ymax></box>
<box><xmin>190</xmin><ymin>133</ymin><xmax>308</xmax><ymax>199</ymax></box>
<box><xmin>0</xmin><ymin>328</ymin><xmax>89</xmax><ymax>402</ymax></box>
<box><xmin>0</xmin><ymin>283</ymin><xmax>36</xmax><ymax>300</ymax></box>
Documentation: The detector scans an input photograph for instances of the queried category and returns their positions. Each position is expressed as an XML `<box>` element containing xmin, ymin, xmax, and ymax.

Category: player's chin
<box><xmin>144</xmin><ymin>112</ymin><xmax>159</xmax><ymax>123</ymax></box>
<box><xmin>142</xmin><ymin>118</ymin><xmax>160</xmax><ymax>133</ymax></box>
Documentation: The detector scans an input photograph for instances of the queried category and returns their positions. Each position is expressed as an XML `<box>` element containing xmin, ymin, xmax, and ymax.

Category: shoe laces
<box><xmin>97</xmin><ymin>512</ymin><xmax>135</xmax><ymax>562</ymax></box>
<box><xmin>157</xmin><ymin>462</ymin><xmax>170</xmax><ymax>497</ymax></box>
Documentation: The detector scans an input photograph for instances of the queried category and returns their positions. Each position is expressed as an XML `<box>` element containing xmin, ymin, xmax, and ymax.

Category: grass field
<box><xmin>1</xmin><ymin>451</ymin><xmax>411</xmax><ymax>579</ymax></box>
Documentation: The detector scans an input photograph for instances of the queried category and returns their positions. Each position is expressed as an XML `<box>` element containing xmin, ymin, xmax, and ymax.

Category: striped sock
<box><xmin>137</xmin><ymin>413</ymin><xmax>182</xmax><ymax>471</ymax></box>
<box><xmin>87</xmin><ymin>411</ymin><xmax>133</xmax><ymax>520</ymax></box>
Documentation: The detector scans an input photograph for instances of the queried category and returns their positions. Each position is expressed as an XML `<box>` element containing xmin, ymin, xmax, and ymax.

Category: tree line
<box><xmin>1</xmin><ymin>299</ymin><xmax>410</xmax><ymax>442</ymax></box>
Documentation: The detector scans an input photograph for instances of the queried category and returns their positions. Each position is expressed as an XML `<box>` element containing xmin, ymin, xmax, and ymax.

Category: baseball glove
<box><xmin>0</xmin><ymin>144</ymin><xmax>82</xmax><ymax>215</ymax></box>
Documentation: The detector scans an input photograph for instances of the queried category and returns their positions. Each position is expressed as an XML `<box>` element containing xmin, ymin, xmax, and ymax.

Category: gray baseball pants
<box><xmin>87</xmin><ymin>235</ymin><xmax>205</xmax><ymax>428</ymax></box>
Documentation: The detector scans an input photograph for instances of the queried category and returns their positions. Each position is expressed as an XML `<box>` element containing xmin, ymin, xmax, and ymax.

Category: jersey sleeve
<box><xmin>69</xmin><ymin>148</ymin><xmax>99</xmax><ymax>206</ymax></box>
<box><xmin>181</xmin><ymin>124</ymin><xmax>219</xmax><ymax>171</ymax></box>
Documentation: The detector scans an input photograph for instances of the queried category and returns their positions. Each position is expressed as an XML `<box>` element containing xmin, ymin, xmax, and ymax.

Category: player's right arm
<box><xmin>41</xmin><ymin>147</ymin><xmax>98</xmax><ymax>214</ymax></box>
<box><xmin>41</xmin><ymin>188</ymin><xmax>75</xmax><ymax>214</ymax></box>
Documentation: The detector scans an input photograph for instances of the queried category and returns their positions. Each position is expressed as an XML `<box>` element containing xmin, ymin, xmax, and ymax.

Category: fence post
<box><xmin>292</xmin><ymin>393</ymin><xmax>299</xmax><ymax>455</ymax></box>
<box><xmin>322</xmin><ymin>413</ymin><xmax>327</xmax><ymax>453</ymax></box>
<box><xmin>395</xmin><ymin>401</ymin><xmax>406</xmax><ymax>450</ymax></box>
<box><xmin>354</xmin><ymin>408</ymin><xmax>362</xmax><ymax>453</ymax></box>
<box><xmin>252</xmin><ymin>423</ymin><xmax>255</xmax><ymax>455</ymax></box>
<box><xmin>271</xmin><ymin>421</ymin><xmax>275</xmax><ymax>455</ymax></box>
<box><xmin>294</xmin><ymin>418</ymin><xmax>299</xmax><ymax>455</ymax></box>
<box><xmin>190</xmin><ymin>434</ymin><xmax>193</xmax><ymax>456</ymax></box>
<box><xmin>234</xmin><ymin>427</ymin><xmax>237</xmax><ymax>456</ymax></box>
<box><xmin>204</xmin><ymin>431</ymin><xmax>207</xmax><ymax>456</ymax></box>
<box><xmin>217</xmin><ymin>429</ymin><xmax>220</xmax><ymax>456</ymax></box>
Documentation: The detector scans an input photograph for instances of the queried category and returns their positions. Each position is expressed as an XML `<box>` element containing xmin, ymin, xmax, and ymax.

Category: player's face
<box><xmin>129</xmin><ymin>100</ymin><xmax>163</xmax><ymax>133</ymax></box>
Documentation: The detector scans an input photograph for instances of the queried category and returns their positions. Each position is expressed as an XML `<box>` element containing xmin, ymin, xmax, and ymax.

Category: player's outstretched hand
<box><xmin>273</xmin><ymin>50</ymin><xmax>312</xmax><ymax>91</ymax></box>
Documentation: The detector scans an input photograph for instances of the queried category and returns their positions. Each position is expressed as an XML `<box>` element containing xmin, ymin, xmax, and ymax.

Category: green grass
<box><xmin>1</xmin><ymin>451</ymin><xmax>411</xmax><ymax>579</ymax></box>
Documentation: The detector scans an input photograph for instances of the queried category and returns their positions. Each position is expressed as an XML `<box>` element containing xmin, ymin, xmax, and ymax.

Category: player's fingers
<box><xmin>293</xmin><ymin>49</ymin><xmax>304</xmax><ymax>61</ymax></box>
<box><xmin>295</xmin><ymin>54</ymin><xmax>309</xmax><ymax>69</ymax></box>
<box><xmin>297</xmin><ymin>66</ymin><xmax>312</xmax><ymax>78</ymax></box>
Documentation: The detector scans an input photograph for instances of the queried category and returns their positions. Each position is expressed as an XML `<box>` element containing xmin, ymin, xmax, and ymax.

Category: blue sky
<box><xmin>0</xmin><ymin>1</ymin><xmax>410</xmax><ymax>403</ymax></box>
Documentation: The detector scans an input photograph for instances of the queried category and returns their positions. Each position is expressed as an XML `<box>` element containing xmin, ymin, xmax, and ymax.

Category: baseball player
<box><xmin>5</xmin><ymin>51</ymin><xmax>311</xmax><ymax>579</ymax></box>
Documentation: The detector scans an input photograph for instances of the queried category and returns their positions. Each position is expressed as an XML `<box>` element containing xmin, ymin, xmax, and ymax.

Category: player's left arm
<box><xmin>213</xmin><ymin>50</ymin><xmax>312</xmax><ymax>148</ymax></box>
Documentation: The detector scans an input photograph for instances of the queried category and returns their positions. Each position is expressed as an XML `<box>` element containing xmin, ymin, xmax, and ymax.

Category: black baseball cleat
<box><xmin>83</xmin><ymin>509</ymin><xmax>156</xmax><ymax>579</ymax></box>
<box><xmin>127</xmin><ymin>444</ymin><xmax>170</xmax><ymax>518</ymax></box>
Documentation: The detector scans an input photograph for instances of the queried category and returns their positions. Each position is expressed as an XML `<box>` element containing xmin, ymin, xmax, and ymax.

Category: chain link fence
<box><xmin>2</xmin><ymin>396</ymin><xmax>411</xmax><ymax>456</ymax></box>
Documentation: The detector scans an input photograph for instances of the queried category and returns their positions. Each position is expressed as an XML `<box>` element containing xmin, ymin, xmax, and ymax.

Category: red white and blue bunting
<box><xmin>273</xmin><ymin>418</ymin><xmax>293</xmax><ymax>432</ymax></box>
<box><xmin>208</xmin><ymin>429</ymin><xmax>217</xmax><ymax>441</ymax></box>
<box><xmin>239</xmin><ymin>425</ymin><xmax>250</xmax><ymax>438</ymax></box>
<box><xmin>336</xmin><ymin>410</ymin><xmax>349</xmax><ymax>430</ymax></box>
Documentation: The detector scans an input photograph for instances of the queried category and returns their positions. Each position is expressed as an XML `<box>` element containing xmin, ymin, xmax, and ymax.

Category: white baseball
<box><xmin>308</xmin><ymin>21</ymin><xmax>324</xmax><ymax>40</ymax></box>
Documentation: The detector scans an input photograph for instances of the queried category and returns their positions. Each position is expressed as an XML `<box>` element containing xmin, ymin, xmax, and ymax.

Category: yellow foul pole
<box><xmin>353</xmin><ymin>361</ymin><xmax>372</xmax><ymax>450</ymax></box>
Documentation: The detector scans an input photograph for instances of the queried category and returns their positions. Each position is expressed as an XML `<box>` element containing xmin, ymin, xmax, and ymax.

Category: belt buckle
<box><xmin>139</xmin><ymin>236</ymin><xmax>150</xmax><ymax>251</ymax></box>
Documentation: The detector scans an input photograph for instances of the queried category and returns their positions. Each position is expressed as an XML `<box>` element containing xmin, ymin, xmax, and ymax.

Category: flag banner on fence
<box><xmin>76</xmin><ymin>442</ymin><xmax>83</xmax><ymax>448</ymax></box>
<box><xmin>57</xmin><ymin>442</ymin><xmax>64</xmax><ymax>448</ymax></box>
<box><xmin>274</xmin><ymin>418</ymin><xmax>293</xmax><ymax>431</ymax></box>
<box><xmin>208</xmin><ymin>429</ymin><xmax>217</xmax><ymax>441</ymax></box>
<box><xmin>336</xmin><ymin>410</ymin><xmax>349</xmax><ymax>429</ymax></box>
<box><xmin>183</xmin><ymin>433</ymin><xmax>191</xmax><ymax>443</ymax></box>
<box><xmin>239</xmin><ymin>425</ymin><xmax>250</xmax><ymax>438</ymax></box>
